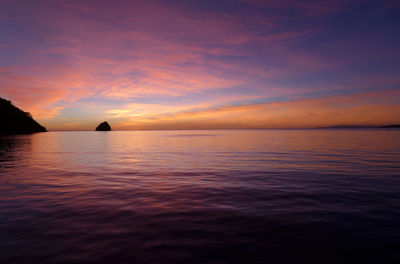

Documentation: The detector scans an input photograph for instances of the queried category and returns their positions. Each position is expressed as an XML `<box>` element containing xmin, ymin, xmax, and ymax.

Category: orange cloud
<box><xmin>1</xmin><ymin>0</ymin><xmax>399</xmax><ymax>131</ymax></box>
<box><xmin>112</xmin><ymin>90</ymin><xmax>400</xmax><ymax>130</ymax></box>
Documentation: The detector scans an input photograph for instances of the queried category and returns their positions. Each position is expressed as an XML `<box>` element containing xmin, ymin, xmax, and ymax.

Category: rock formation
<box><xmin>0</xmin><ymin>97</ymin><xmax>47</xmax><ymax>134</ymax></box>
<box><xmin>95</xmin><ymin>121</ymin><xmax>112</xmax><ymax>131</ymax></box>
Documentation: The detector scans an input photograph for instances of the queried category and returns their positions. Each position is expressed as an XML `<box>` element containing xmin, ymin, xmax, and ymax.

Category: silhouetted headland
<box><xmin>380</xmin><ymin>124</ymin><xmax>400</xmax><ymax>128</ymax></box>
<box><xmin>0</xmin><ymin>97</ymin><xmax>47</xmax><ymax>134</ymax></box>
<box><xmin>317</xmin><ymin>124</ymin><xmax>400</xmax><ymax>129</ymax></box>
<box><xmin>95</xmin><ymin>121</ymin><xmax>112</xmax><ymax>131</ymax></box>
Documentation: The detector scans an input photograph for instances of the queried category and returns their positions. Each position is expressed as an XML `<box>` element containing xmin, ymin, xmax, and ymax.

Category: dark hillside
<box><xmin>0</xmin><ymin>97</ymin><xmax>47</xmax><ymax>134</ymax></box>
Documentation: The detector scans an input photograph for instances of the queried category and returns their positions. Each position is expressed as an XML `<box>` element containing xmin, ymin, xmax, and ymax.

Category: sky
<box><xmin>0</xmin><ymin>0</ymin><xmax>399</xmax><ymax>130</ymax></box>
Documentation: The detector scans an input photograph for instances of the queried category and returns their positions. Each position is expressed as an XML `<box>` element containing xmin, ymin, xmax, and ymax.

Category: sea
<box><xmin>0</xmin><ymin>129</ymin><xmax>399</xmax><ymax>263</ymax></box>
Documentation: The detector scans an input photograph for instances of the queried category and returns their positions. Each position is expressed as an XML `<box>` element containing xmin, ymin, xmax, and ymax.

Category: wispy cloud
<box><xmin>0</xmin><ymin>0</ymin><xmax>399</xmax><ymax>129</ymax></box>
<box><xmin>105</xmin><ymin>90</ymin><xmax>400</xmax><ymax>130</ymax></box>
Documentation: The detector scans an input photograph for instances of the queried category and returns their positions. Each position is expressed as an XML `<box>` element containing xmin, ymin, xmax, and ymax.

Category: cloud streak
<box><xmin>97</xmin><ymin>90</ymin><xmax>400</xmax><ymax>130</ymax></box>
<box><xmin>0</xmin><ymin>0</ymin><xmax>399</xmax><ymax>129</ymax></box>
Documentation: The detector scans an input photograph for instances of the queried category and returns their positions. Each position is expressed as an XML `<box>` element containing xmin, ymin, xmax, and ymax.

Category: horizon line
<box><xmin>47</xmin><ymin>126</ymin><xmax>400</xmax><ymax>132</ymax></box>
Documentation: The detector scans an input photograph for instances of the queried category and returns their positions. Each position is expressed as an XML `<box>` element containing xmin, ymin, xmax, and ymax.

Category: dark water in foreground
<box><xmin>0</xmin><ymin>130</ymin><xmax>400</xmax><ymax>263</ymax></box>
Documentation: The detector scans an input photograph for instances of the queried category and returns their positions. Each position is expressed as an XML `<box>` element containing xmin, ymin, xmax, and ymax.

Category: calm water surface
<box><xmin>1</xmin><ymin>130</ymin><xmax>400</xmax><ymax>263</ymax></box>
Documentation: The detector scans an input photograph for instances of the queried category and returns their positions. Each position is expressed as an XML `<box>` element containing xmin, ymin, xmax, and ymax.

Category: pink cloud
<box><xmin>1</xmin><ymin>0</ymin><xmax>398</xmax><ymax>130</ymax></box>
<box><xmin>240</xmin><ymin>0</ymin><xmax>353</xmax><ymax>18</ymax></box>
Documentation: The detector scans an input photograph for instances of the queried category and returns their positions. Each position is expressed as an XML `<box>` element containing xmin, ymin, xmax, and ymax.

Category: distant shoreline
<box><xmin>316</xmin><ymin>125</ymin><xmax>400</xmax><ymax>129</ymax></box>
<box><xmin>40</xmin><ymin>126</ymin><xmax>400</xmax><ymax>132</ymax></box>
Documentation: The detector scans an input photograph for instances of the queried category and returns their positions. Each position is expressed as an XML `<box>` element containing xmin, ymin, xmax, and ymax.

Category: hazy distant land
<box><xmin>318</xmin><ymin>125</ymin><xmax>400</xmax><ymax>129</ymax></box>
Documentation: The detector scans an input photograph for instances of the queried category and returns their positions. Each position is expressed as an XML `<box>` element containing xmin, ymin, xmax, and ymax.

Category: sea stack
<box><xmin>95</xmin><ymin>121</ymin><xmax>112</xmax><ymax>131</ymax></box>
<box><xmin>0</xmin><ymin>97</ymin><xmax>47</xmax><ymax>134</ymax></box>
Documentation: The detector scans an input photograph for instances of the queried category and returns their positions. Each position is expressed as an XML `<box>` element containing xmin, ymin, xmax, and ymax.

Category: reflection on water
<box><xmin>0</xmin><ymin>130</ymin><xmax>400</xmax><ymax>263</ymax></box>
<box><xmin>0</xmin><ymin>135</ymin><xmax>32</xmax><ymax>168</ymax></box>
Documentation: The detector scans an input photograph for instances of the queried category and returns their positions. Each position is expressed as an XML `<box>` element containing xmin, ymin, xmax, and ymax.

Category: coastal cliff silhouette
<box><xmin>0</xmin><ymin>97</ymin><xmax>47</xmax><ymax>134</ymax></box>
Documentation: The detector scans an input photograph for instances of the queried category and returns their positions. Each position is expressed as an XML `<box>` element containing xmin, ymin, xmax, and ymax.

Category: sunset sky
<box><xmin>1</xmin><ymin>0</ymin><xmax>399</xmax><ymax>130</ymax></box>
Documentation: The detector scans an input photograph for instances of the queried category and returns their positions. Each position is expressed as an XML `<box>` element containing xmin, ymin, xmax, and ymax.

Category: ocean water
<box><xmin>0</xmin><ymin>129</ymin><xmax>399</xmax><ymax>263</ymax></box>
